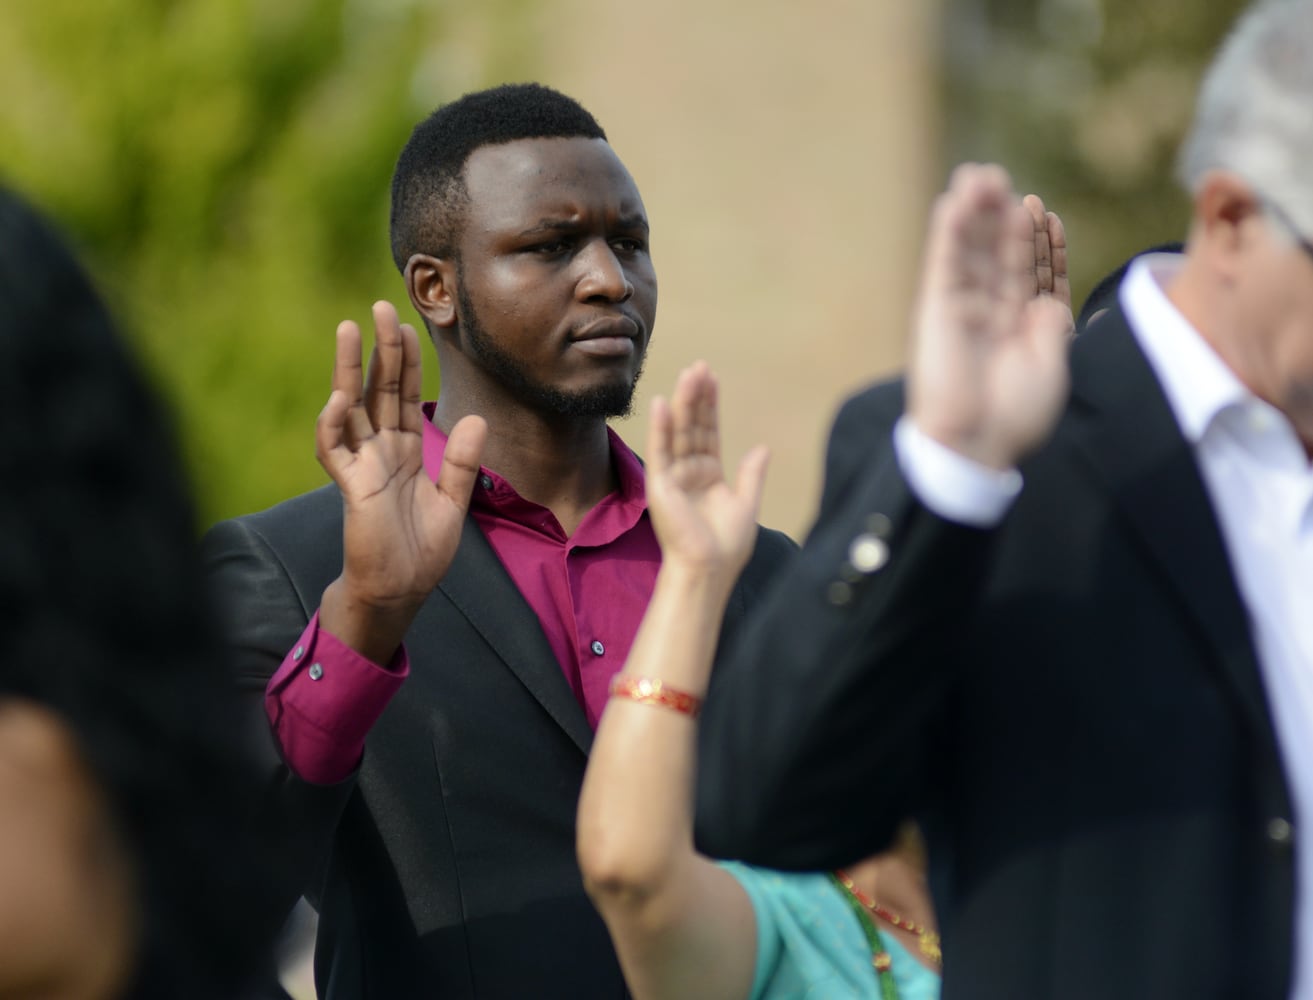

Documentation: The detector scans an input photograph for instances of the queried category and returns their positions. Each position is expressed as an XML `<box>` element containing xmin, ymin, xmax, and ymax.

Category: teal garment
<box><xmin>718</xmin><ymin>862</ymin><xmax>941</xmax><ymax>1000</ymax></box>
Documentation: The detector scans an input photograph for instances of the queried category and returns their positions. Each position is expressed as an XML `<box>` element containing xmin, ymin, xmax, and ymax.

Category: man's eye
<box><xmin>612</xmin><ymin>238</ymin><xmax>646</xmax><ymax>253</ymax></box>
<box><xmin>531</xmin><ymin>240</ymin><xmax>570</xmax><ymax>255</ymax></box>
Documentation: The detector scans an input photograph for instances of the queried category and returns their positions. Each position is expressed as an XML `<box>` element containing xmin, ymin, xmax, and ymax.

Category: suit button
<box><xmin>865</xmin><ymin>513</ymin><xmax>893</xmax><ymax>539</ymax></box>
<box><xmin>827</xmin><ymin>581</ymin><xmax>854</xmax><ymax>606</ymax></box>
<box><xmin>848</xmin><ymin>534</ymin><xmax>889</xmax><ymax>574</ymax></box>
<box><xmin>1267</xmin><ymin>817</ymin><xmax>1294</xmax><ymax>847</ymax></box>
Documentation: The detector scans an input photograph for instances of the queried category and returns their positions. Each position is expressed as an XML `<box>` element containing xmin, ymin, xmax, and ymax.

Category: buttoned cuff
<box><xmin>264</xmin><ymin>612</ymin><xmax>409</xmax><ymax>785</ymax></box>
<box><xmin>893</xmin><ymin>416</ymin><xmax>1022</xmax><ymax>528</ymax></box>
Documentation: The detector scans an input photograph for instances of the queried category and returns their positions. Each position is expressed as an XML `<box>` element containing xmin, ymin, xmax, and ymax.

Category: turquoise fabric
<box><xmin>718</xmin><ymin>862</ymin><xmax>941</xmax><ymax>1000</ymax></box>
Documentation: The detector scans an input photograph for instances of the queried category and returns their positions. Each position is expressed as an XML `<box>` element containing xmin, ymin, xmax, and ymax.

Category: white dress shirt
<box><xmin>895</xmin><ymin>254</ymin><xmax>1313</xmax><ymax>996</ymax></box>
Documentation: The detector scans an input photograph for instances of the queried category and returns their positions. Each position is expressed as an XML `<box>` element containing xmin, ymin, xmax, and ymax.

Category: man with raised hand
<box><xmin>695</xmin><ymin>4</ymin><xmax>1313</xmax><ymax>996</ymax></box>
<box><xmin>204</xmin><ymin>83</ymin><xmax>794</xmax><ymax>999</ymax></box>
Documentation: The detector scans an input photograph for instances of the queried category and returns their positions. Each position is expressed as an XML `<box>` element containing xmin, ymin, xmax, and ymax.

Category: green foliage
<box><xmin>0</xmin><ymin>0</ymin><xmax>533</xmax><ymax>524</ymax></box>
<box><xmin>943</xmin><ymin>0</ymin><xmax>1252</xmax><ymax>310</ymax></box>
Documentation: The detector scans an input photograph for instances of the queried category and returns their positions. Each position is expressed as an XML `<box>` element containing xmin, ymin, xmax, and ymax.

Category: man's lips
<box><xmin>570</xmin><ymin>316</ymin><xmax>641</xmax><ymax>357</ymax></box>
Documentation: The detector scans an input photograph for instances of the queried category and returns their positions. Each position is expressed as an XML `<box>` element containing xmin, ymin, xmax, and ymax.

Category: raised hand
<box><xmin>907</xmin><ymin>165</ymin><xmax>1072</xmax><ymax>471</ymax></box>
<box><xmin>644</xmin><ymin>362</ymin><xmax>769</xmax><ymax>585</ymax></box>
<box><xmin>316</xmin><ymin>301</ymin><xmax>487</xmax><ymax>664</ymax></box>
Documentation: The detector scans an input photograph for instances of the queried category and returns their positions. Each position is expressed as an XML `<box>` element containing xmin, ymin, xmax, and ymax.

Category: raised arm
<box><xmin>577</xmin><ymin>363</ymin><xmax>769</xmax><ymax>1000</ymax></box>
<box><xmin>694</xmin><ymin>165</ymin><xmax>1072</xmax><ymax>869</ymax></box>
<box><xmin>202</xmin><ymin>302</ymin><xmax>488</xmax><ymax>916</ymax></box>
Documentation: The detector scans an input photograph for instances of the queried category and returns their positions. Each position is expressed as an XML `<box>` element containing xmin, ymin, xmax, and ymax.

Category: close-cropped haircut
<box><xmin>1176</xmin><ymin>0</ymin><xmax>1313</xmax><ymax>236</ymax></box>
<box><xmin>0</xmin><ymin>188</ymin><xmax>278</xmax><ymax>999</ymax></box>
<box><xmin>389</xmin><ymin>82</ymin><xmax>607</xmax><ymax>271</ymax></box>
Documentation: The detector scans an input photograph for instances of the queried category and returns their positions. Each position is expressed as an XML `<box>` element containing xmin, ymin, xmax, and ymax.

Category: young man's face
<box><xmin>450</xmin><ymin>136</ymin><xmax>658</xmax><ymax>419</ymax></box>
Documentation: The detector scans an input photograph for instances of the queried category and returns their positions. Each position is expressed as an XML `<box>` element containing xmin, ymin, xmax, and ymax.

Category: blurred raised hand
<box><xmin>644</xmin><ymin>362</ymin><xmax>769</xmax><ymax>586</ymax></box>
<box><xmin>316</xmin><ymin>301</ymin><xmax>487</xmax><ymax>664</ymax></box>
<box><xmin>907</xmin><ymin>165</ymin><xmax>1072</xmax><ymax>472</ymax></box>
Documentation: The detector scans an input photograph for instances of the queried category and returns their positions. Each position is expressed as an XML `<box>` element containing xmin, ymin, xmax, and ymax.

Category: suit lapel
<box><xmin>1066</xmin><ymin>311</ymin><xmax>1277</xmax><ymax>740</ymax></box>
<box><xmin>435</xmin><ymin>518</ymin><xmax>594</xmax><ymax>755</ymax></box>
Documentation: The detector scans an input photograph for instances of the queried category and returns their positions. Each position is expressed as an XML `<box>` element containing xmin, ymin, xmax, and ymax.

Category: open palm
<box><xmin>644</xmin><ymin>363</ymin><xmax>768</xmax><ymax>584</ymax></box>
<box><xmin>315</xmin><ymin>301</ymin><xmax>486</xmax><ymax>662</ymax></box>
<box><xmin>908</xmin><ymin>166</ymin><xmax>1071</xmax><ymax>471</ymax></box>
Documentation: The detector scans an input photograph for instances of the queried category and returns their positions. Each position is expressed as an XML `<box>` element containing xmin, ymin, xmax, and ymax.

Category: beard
<box><xmin>456</xmin><ymin>281</ymin><xmax>644</xmax><ymax>420</ymax></box>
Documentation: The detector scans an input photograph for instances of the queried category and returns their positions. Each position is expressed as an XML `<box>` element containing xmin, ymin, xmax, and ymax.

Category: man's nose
<box><xmin>575</xmin><ymin>241</ymin><xmax>633</xmax><ymax>302</ymax></box>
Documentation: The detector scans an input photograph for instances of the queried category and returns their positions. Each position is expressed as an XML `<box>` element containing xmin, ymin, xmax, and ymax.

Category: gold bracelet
<box><xmin>608</xmin><ymin>675</ymin><xmax>703</xmax><ymax>717</ymax></box>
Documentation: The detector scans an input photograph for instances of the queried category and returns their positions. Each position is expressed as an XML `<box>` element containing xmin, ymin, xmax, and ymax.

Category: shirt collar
<box><xmin>419</xmin><ymin>401</ymin><xmax>647</xmax><ymax>508</ymax></box>
<box><xmin>1119</xmin><ymin>253</ymin><xmax>1254</xmax><ymax>445</ymax></box>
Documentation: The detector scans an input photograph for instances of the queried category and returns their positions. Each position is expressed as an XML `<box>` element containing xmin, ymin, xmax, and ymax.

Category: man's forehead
<box><xmin>460</xmin><ymin>137</ymin><xmax>645</xmax><ymax>215</ymax></box>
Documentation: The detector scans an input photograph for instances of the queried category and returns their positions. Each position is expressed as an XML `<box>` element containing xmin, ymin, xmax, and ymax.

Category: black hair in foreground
<box><xmin>0</xmin><ymin>188</ymin><xmax>278</xmax><ymax>999</ymax></box>
<box><xmin>390</xmin><ymin>82</ymin><xmax>607</xmax><ymax>269</ymax></box>
<box><xmin>1076</xmin><ymin>240</ymin><xmax>1185</xmax><ymax>333</ymax></box>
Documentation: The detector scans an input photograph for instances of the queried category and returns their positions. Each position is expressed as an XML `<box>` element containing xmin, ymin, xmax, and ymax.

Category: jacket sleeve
<box><xmin>201</xmin><ymin>514</ymin><xmax>360</xmax><ymax>919</ymax></box>
<box><xmin>693</xmin><ymin>381</ymin><xmax>997</xmax><ymax>870</ymax></box>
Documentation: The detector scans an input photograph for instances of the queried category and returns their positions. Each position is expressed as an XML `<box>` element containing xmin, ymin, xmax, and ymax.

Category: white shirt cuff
<box><xmin>893</xmin><ymin>416</ymin><xmax>1022</xmax><ymax>528</ymax></box>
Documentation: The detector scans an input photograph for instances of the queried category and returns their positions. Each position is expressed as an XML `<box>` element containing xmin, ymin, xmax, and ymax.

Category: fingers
<box><xmin>1022</xmin><ymin>194</ymin><xmax>1052</xmax><ymax>299</ymax></box>
<box><xmin>1000</xmin><ymin>192</ymin><xmax>1037</xmax><ymax>315</ymax></box>
<box><xmin>363</xmin><ymin>301</ymin><xmax>406</xmax><ymax>432</ymax></box>
<box><xmin>733</xmin><ymin>445</ymin><xmax>770</xmax><ymax>517</ymax></box>
<box><xmin>924</xmin><ymin>165</ymin><xmax>1014</xmax><ymax>313</ymax></box>
<box><xmin>333</xmin><ymin>320</ymin><xmax>375</xmax><ymax>447</ymax></box>
<box><xmin>645</xmin><ymin>395</ymin><xmax>674</xmax><ymax>480</ymax></box>
<box><xmin>315</xmin><ymin>389</ymin><xmax>352</xmax><ymax>476</ymax></box>
<box><xmin>1047</xmin><ymin>210</ymin><xmax>1071</xmax><ymax>311</ymax></box>
<box><xmin>436</xmin><ymin>414</ymin><xmax>488</xmax><ymax>512</ymax></box>
<box><xmin>399</xmin><ymin>323</ymin><xmax>425</xmax><ymax>435</ymax></box>
<box><xmin>669</xmin><ymin>361</ymin><xmax>719</xmax><ymax>463</ymax></box>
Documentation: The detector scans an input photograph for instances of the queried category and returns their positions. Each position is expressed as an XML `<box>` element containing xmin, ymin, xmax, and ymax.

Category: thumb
<box><xmin>436</xmin><ymin>415</ymin><xmax>488</xmax><ymax>511</ymax></box>
<box><xmin>734</xmin><ymin>445</ymin><xmax>770</xmax><ymax>518</ymax></box>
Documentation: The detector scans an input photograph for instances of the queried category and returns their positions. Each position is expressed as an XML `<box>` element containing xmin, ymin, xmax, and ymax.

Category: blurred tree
<box><xmin>943</xmin><ymin>0</ymin><xmax>1251</xmax><ymax>313</ymax></box>
<box><xmin>0</xmin><ymin>0</ymin><xmax>534</xmax><ymax>523</ymax></box>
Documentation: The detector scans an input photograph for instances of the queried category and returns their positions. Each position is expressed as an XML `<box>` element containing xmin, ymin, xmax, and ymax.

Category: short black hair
<box><xmin>0</xmin><ymin>188</ymin><xmax>278</xmax><ymax>998</ymax></box>
<box><xmin>389</xmin><ymin>82</ymin><xmax>607</xmax><ymax>270</ymax></box>
<box><xmin>1076</xmin><ymin>241</ymin><xmax>1185</xmax><ymax>333</ymax></box>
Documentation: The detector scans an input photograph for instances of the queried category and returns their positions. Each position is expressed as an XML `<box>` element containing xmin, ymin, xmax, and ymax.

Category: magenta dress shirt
<box><xmin>264</xmin><ymin>404</ymin><xmax>659</xmax><ymax>784</ymax></box>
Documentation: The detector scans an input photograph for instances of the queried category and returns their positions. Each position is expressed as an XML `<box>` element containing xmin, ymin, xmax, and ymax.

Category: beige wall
<box><xmin>536</xmin><ymin>1</ymin><xmax>942</xmax><ymax>537</ymax></box>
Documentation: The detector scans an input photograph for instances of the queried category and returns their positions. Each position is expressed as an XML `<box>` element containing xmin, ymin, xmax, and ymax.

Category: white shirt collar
<box><xmin>1118</xmin><ymin>254</ymin><xmax>1254</xmax><ymax>445</ymax></box>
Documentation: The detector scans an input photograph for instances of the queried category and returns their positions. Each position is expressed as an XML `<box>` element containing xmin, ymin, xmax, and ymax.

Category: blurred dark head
<box><xmin>0</xmin><ymin>187</ymin><xmax>277</xmax><ymax>999</ymax></box>
<box><xmin>389</xmin><ymin>82</ymin><xmax>608</xmax><ymax>269</ymax></box>
<box><xmin>1075</xmin><ymin>241</ymin><xmax>1185</xmax><ymax>333</ymax></box>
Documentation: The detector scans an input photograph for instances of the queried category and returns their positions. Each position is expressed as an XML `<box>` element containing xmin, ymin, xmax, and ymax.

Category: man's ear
<box><xmin>405</xmin><ymin>254</ymin><xmax>458</xmax><ymax>330</ymax></box>
<box><xmin>1193</xmin><ymin>170</ymin><xmax>1263</xmax><ymax>271</ymax></box>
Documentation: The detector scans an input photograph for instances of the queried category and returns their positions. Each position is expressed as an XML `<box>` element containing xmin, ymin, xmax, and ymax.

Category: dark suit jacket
<box><xmin>694</xmin><ymin>310</ymin><xmax>1296</xmax><ymax>999</ymax></box>
<box><xmin>202</xmin><ymin>483</ymin><xmax>794</xmax><ymax>1000</ymax></box>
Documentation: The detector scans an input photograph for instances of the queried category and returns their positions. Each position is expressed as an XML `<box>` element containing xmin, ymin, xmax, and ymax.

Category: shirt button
<box><xmin>292</xmin><ymin>645</ymin><xmax>304</xmax><ymax>661</ymax></box>
<box><xmin>479</xmin><ymin>474</ymin><xmax>494</xmax><ymax>490</ymax></box>
<box><xmin>308</xmin><ymin>663</ymin><xmax>324</xmax><ymax>681</ymax></box>
<box><xmin>1267</xmin><ymin>817</ymin><xmax>1294</xmax><ymax>846</ymax></box>
<box><xmin>590</xmin><ymin>640</ymin><xmax>605</xmax><ymax>656</ymax></box>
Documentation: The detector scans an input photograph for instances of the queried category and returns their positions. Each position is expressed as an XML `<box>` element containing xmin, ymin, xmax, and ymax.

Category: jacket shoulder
<box><xmin>202</xmin><ymin>484</ymin><xmax>344</xmax><ymax>607</ymax></box>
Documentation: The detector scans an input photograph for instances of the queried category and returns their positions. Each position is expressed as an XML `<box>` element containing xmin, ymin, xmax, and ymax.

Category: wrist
<box><xmin>905</xmin><ymin>415</ymin><xmax>1018</xmax><ymax>472</ymax></box>
<box><xmin>655</xmin><ymin>559</ymin><xmax>740</xmax><ymax>601</ymax></box>
<box><xmin>319</xmin><ymin>577</ymin><xmax>423</xmax><ymax>666</ymax></box>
